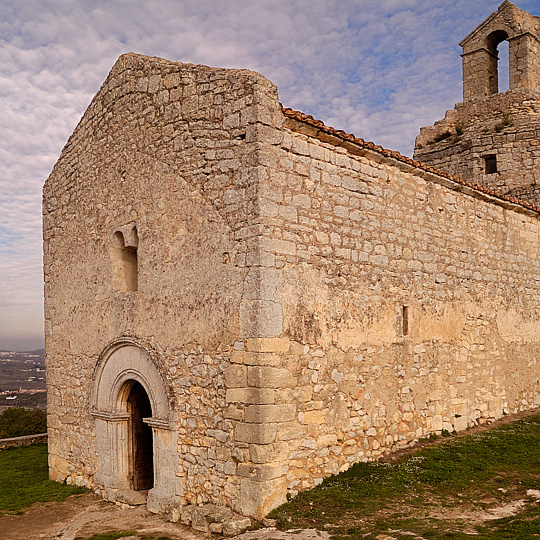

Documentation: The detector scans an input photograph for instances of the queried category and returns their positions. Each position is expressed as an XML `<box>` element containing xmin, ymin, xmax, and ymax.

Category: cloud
<box><xmin>1</xmin><ymin>0</ymin><xmax>537</xmax><ymax>346</ymax></box>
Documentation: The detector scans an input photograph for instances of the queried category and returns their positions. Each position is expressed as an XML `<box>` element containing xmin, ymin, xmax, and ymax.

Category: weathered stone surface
<box><xmin>235</xmin><ymin>422</ymin><xmax>277</xmax><ymax>444</ymax></box>
<box><xmin>44</xmin><ymin>4</ymin><xmax>540</xmax><ymax>525</ymax></box>
<box><xmin>222</xmin><ymin>517</ymin><xmax>252</xmax><ymax>536</ymax></box>
<box><xmin>244</xmin><ymin>404</ymin><xmax>296</xmax><ymax>423</ymax></box>
<box><xmin>415</xmin><ymin>2</ymin><xmax>540</xmax><ymax>205</ymax></box>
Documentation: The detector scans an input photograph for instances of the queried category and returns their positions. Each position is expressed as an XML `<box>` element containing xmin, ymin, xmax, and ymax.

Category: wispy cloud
<box><xmin>1</xmin><ymin>0</ymin><xmax>537</xmax><ymax>348</ymax></box>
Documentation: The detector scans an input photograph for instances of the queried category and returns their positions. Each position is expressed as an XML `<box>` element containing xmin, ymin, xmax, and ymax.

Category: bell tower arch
<box><xmin>414</xmin><ymin>2</ymin><xmax>540</xmax><ymax>205</ymax></box>
<box><xmin>461</xmin><ymin>1</ymin><xmax>540</xmax><ymax>101</ymax></box>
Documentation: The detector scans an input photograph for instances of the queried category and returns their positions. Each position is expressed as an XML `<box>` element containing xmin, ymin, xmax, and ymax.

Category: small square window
<box><xmin>484</xmin><ymin>155</ymin><xmax>497</xmax><ymax>174</ymax></box>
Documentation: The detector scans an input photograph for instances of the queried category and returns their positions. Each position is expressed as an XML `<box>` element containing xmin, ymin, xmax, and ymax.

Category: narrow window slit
<box><xmin>402</xmin><ymin>306</ymin><xmax>409</xmax><ymax>336</ymax></box>
<box><xmin>112</xmin><ymin>226</ymin><xmax>138</xmax><ymax>292</ymax></box>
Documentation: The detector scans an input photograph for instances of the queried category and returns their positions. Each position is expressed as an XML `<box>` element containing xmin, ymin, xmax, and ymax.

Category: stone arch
<box><xmin>91</xmin><ymin>337</ymin><xmax>170</xmax><ymax>420</ymax></box>
<box><xmin>460</xmin><ymin>3</ymin><xmax>540</xmax><ymax>100</ymax></box>
<box><xmin>90</xmin><ymin>338</ymin><xmax>180</xmax><ymax>512</ymax></box>
<box><xmin>485</xmin><ymin>29</ymin><xmax>510</xmax><ymax>95</ymax></box>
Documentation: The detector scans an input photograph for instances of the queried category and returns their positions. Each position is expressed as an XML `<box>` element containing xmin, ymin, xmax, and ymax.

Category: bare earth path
<box><xmin>0</xmin><ymin>492</ymin><xmax>208</xmax><ymax>540</ymax></box>
<box><xmin>0</xmin><ymin>492</ymin><xmax>329</xmax><ymax>540</ymax></box>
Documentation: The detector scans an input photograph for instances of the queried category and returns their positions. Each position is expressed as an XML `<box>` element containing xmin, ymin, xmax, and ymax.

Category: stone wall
<box><xmin>0</xmin><ymin>433</ymin><xmax>47</xmax><ymax>450</ymax></box>
<box><xmin>44</xmin><ymin>50</ymin><xmax>540</xmax><ymax>520</ymax></box>
<box><xmin>232</xmin><ymin>111</ymin><xmax>540</xmax><ymax>508</ymax></box>
<box><xmin>43</xmin><ymin>53</ymin><xmax>283</xmax><ymax>513</ymax></box>
<box><xmin>414</xmin><ymin>88</ymin><xmax>540</xmax><ymax>204</ymax></box>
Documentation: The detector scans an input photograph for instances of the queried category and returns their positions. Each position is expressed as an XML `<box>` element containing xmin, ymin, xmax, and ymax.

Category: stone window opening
<box><xmin>112</xmin><ymin>225</ymin><xmax>139</xmax><ymax>292</ymax></box>
<box><xmin>402</xmin><ymin>306</ymin><xmax>409</xmax><ymax>337</ymax></box>
<box><xmin>486</xmin><ymin>30</ymin><xmax>510</xmax><ymax>95</ymax></box>
<box><xmin>484</xmin><ymin>154</ymin><xmax>497</xmax><ymax>174</ymax></box>
<box><xmin>496</xmin><ymin>39</ymin><xmax>510</xmax><ymax>93</ymax></box>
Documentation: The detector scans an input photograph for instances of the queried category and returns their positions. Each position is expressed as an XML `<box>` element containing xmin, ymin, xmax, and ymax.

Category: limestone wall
<box><xmin>0</xmin><ymin>433</ymin><xmax>47</xmax><ymax>450</ymax></box>
<box><xmin>232</xmin><ymin>113</ymin><xmax>540</xmax><ymax>509</ymax></box>
<box><xmin>44</xmin><ymin>53</ymin><xmax>540</xmax><ymax>520</ymax></box>
<box><xmin>43</xmin><ymin>53</ymin><xmax>282</xmax><ymax>511</ymax></box>
<box><xmin>414</xmin><ymin>88</ymin><xmax>540</xmax><ymax>205</ymax></box>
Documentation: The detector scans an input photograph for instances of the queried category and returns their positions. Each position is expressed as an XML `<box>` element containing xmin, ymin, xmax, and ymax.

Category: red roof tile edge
<box><xmin>281</xmin><ymin>105</ymin><xmax>540</xmax><ymax>215</ymax></box>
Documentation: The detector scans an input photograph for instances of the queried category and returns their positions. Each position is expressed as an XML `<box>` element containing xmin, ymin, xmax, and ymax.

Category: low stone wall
<box><xmin>0</xmin><ymin>433</ymin><xmax>47</xmax><ymax>450</ymax></box>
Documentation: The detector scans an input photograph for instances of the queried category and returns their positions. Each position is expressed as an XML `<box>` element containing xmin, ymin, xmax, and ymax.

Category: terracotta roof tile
<box><xmin>281</xmin><ymin>105</ymin><xmax>540</xmax><ymax>215</ymax></box>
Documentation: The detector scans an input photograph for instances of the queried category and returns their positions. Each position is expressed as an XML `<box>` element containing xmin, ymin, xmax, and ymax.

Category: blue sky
<box><xmin>0</xmin><ymin>0</ymin><xmax>537</xmax><ymax>351</ymax></box>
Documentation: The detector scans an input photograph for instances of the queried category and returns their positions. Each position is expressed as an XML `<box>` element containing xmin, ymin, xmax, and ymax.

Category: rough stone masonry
<box><xmin>43</xmin><ymin>0</ymin><xmax>540</xmax><ymax>525</ymax></box>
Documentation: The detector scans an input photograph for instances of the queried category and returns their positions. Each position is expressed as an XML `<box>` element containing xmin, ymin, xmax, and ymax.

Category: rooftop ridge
<box><xmin>281</xmin><ymin>104</ymin><xmax>540</xmax><ymax>216</ymax></box>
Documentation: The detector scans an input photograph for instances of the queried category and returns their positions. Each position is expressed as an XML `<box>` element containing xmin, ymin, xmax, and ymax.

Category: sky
<box><xmin>1</xmin><ymin>0</ymin><xmax>537</xmax><ymax>352</ymax></box>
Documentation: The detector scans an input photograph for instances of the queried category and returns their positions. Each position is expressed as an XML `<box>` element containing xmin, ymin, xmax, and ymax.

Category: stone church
<box><xmin>43</xmin><ymin>0</ymin><xmax>540</xmax><ymax>524</ymax></box>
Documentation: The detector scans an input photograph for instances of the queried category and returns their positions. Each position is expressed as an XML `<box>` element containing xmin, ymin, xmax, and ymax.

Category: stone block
<box><xmin>206</xmin><ymin>429</ymin><xmax>229</xmax><ymax>443</ymax></box>
<box><xmin>224</xmin><ymin>365</ymin><xmax>247</xmax><ymax>388</ymax></box>
<box><xmin>225</xmin><ymin>388</ymin><xmax>275</xmax><ymax>404</ymax></box>
<box><xmin>222</xmin><ymin>517</ymin><xmax>252</xmax><ymax>536</ymax></box>
<box><xmin>243</xmin><ymin>267</ymin><xmax>281</xmax><ymax>301</ymax></box>
<box><xmin>303</xmin><ymin>410</ymin><xmax>326</xmax><ymax>424</ymax></box>
<box><xmin>277</xmin><ymin>421</ymin><xmax>307</xmax><ymax>441</ymax></box>
<box><xmin>317</xmin><ymin>433</ymin><xmax>338</xmax><ymax>446</ymax></box>
<box><xmin>454</xmin><ymin>415</ymin><xmax>468</xmax><ymax>432</ymax></box>
<box><xmin>240</xmin><ymin>299</ymin><xmax>284</xmax><ymax>338</ymax></box>
<box><xmin>235</xmin><ymin>422</ymin><xmax>277</xmax><ymax>444</ymax></box>
<box><xmin>239</xmin><ymin>477</ymin><xmax>287</xmax><ymax>520</ymax></box>
<box><xmin>247</xmin><ymin>366</ymin><xmax>293</xmax><ymax>388</ymax></box>
<box><xmin>245</xmin><ymin>404</ymin><xmax>296</xmax><ymax>423</ymax></box>
<box><xmin>118</xmin><ymin>488</ymin><xmax>149</xmax><ymax>505</ymax></box>
<box><xmin>238</xmin><ymin>462</ymin><xmax>283</xmax><ymax>480</ymax></box>
<box><xmin>246</xmin><ymin>337</ymin><xmax>291</xmax><ymax>353</ymax></box>
<box><xmin>242</xmin><ymin>352</ymin><xmax>282</xmax><ymax>367</ymax></box>
<box><xmin>249</xmin><ymin>442</ymin><xmax>290</xmax><ymax>463</ymax></box>
<box><xmin>278</xmin><ymin>386</ymin><xmax>313</xmax><ymax>403</ymax></box>
<box><xmin>259</xmin><ymin>237</ymin><xmax>297</xmax><ymax>257</ymax></box>
<box><xmin>224</xmin><ymin>405</ymin><xmax>244</xmax><ymax>421</ymax></box>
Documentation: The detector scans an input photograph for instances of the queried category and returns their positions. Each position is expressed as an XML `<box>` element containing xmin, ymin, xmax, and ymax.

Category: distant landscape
<box><xmin>0</xmin><ymin>349</ymin><xmax>46</xmax><ymax>411</ymax></box>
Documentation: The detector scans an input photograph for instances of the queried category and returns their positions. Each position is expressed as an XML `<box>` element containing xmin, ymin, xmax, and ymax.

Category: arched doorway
<box><xmin>126</xmin><ymin>381</ymin><xmax>154</xmax><ymax>491</ymax></box>
<box><xmin>90</xmin><ymin>339</ymin><xmax>181</xmax><ymax>512</ymax></box>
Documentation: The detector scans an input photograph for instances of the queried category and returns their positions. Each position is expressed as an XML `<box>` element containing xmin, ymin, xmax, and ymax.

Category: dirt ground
<box><xmin>2</xmin><ymin>488</ymin><xmax>536</xmax><ymax>540</ymax></box>
<box><xmin>0</xmin><ymin>492</ymin><xmax>207</xmax><ymax>540</ymax></box>
<box><xmin>0</xmin><ymin>492</ymin><xmax>331</xmax><ymax>540</ymax></box>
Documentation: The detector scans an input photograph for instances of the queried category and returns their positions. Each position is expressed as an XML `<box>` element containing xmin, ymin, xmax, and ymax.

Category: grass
<box><xmin>0</xmin><ymin>444</ymin><xmax>86</xmax><ymax>515</ymax></box>
<box><xmin>269</xmin><ymin>413</ymin><xmax>540</xmax><ymax>539</ymax></box>
<box><xmin>494</xmin><ymin>115</ymin><xmax>512</xmax><ymax>133</ymax></box>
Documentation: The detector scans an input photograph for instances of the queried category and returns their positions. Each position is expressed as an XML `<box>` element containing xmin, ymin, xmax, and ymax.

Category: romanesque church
<box><xmin>43</xmin><ymin>1</ymin><xmax>540</xmax><ymax>525</ymax></box>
